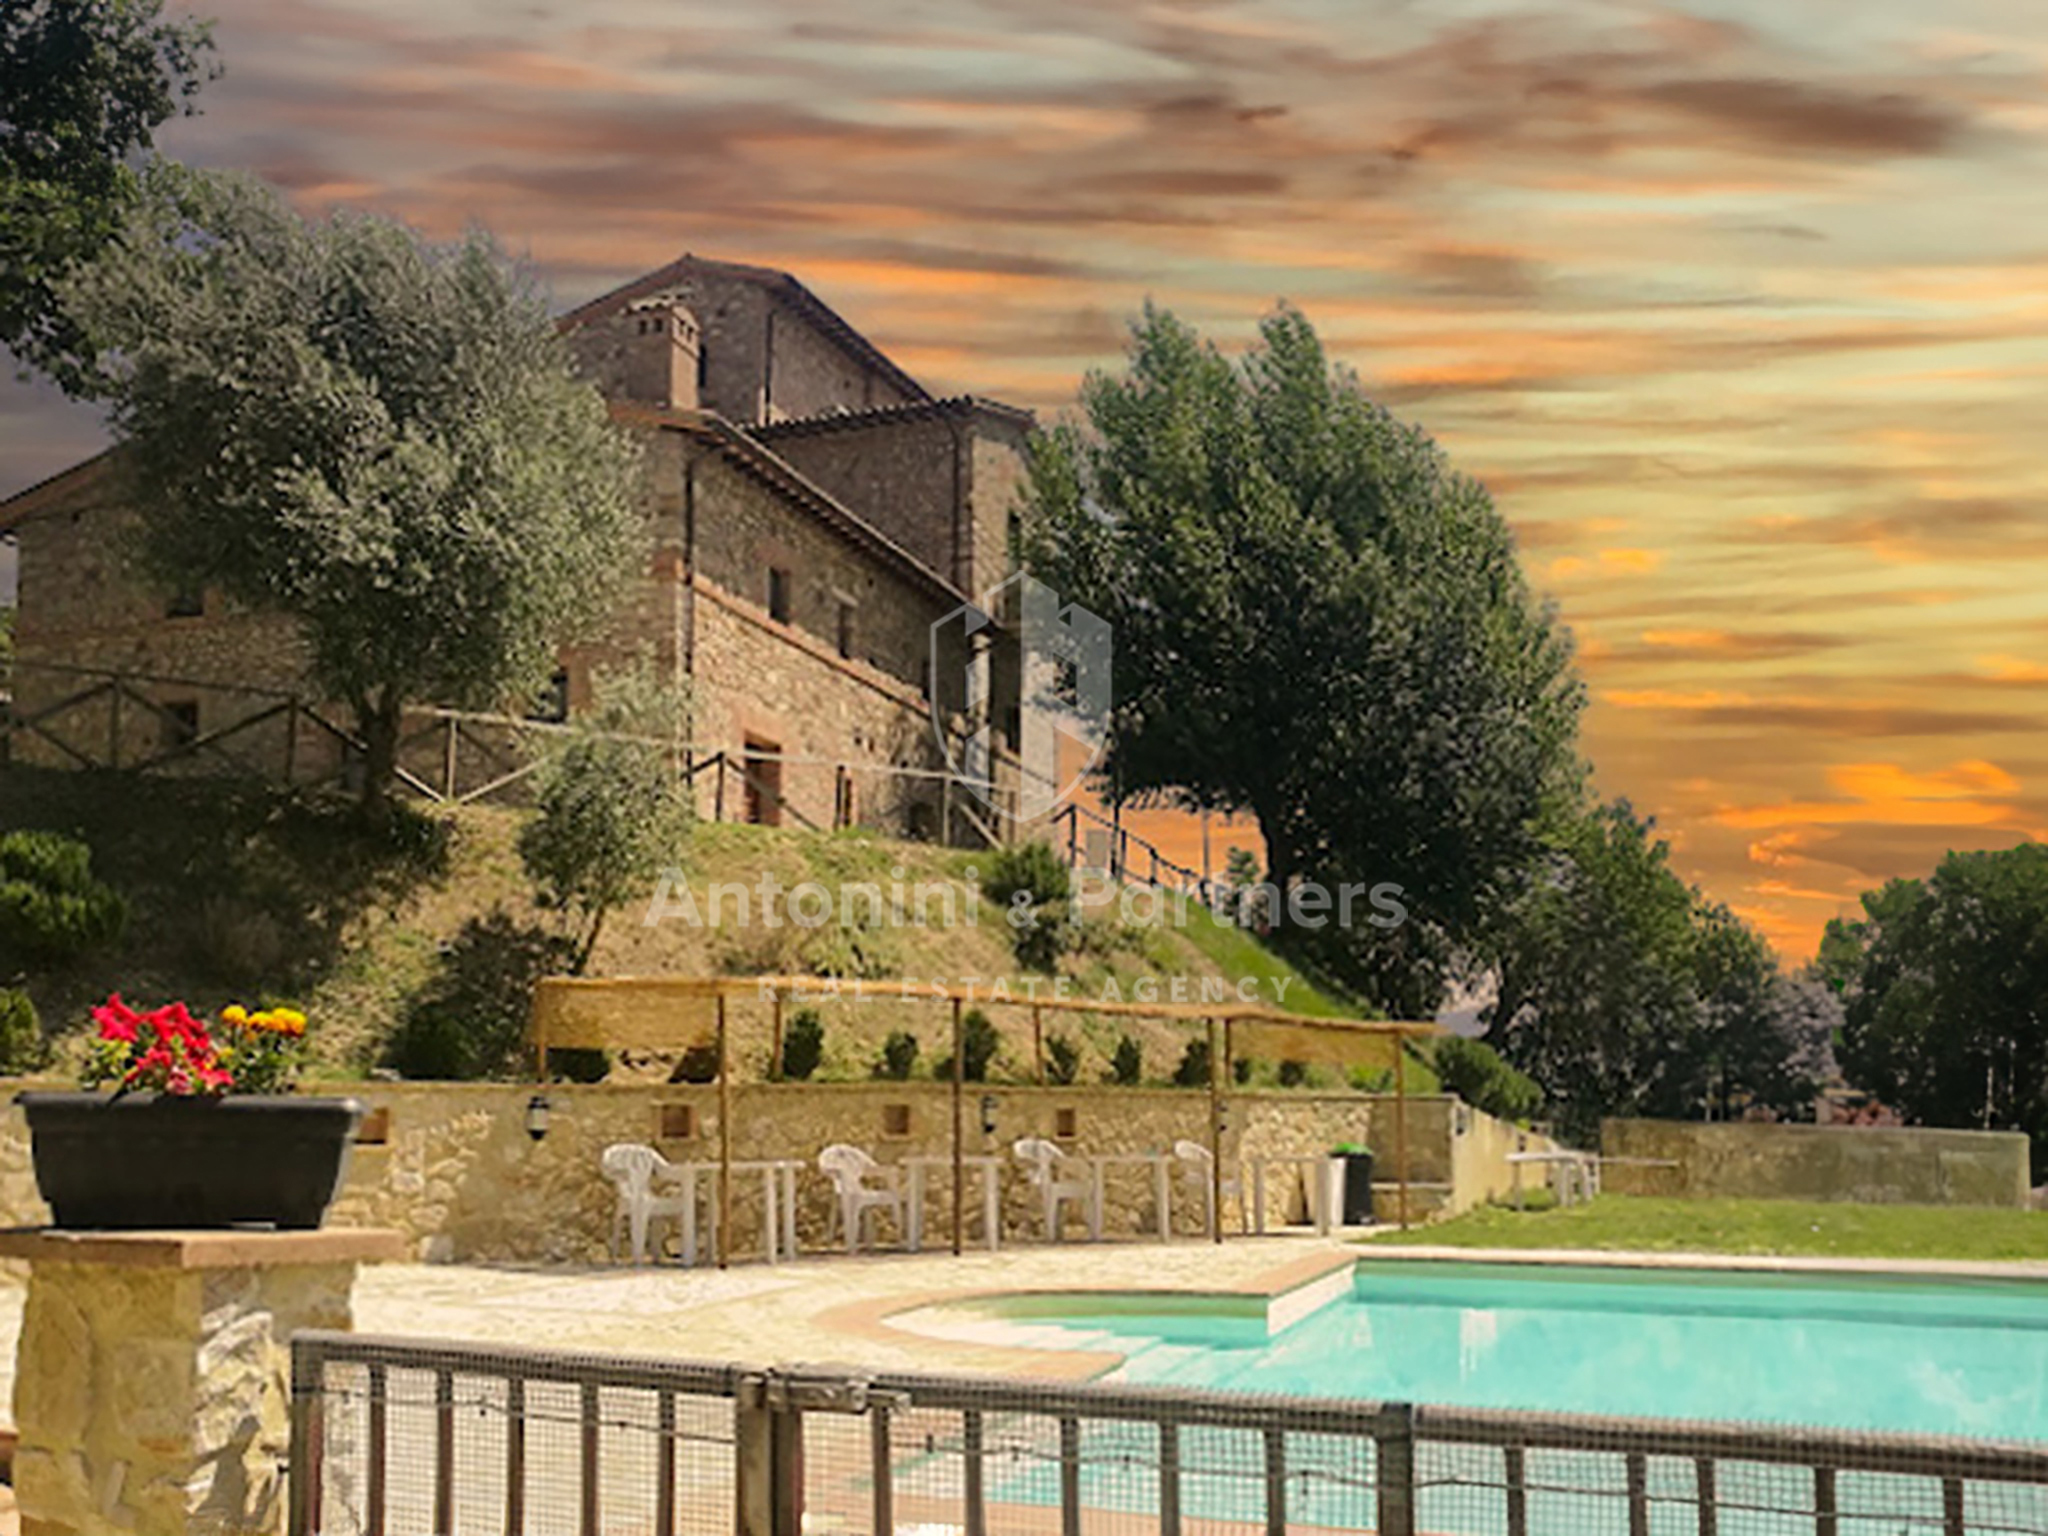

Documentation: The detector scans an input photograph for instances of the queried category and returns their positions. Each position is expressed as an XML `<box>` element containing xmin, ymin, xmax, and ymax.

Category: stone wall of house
<box><xmin>680</xmin><ymin>433</ymin><xmax>972</xmax><ymax>833</ymax></box>
<box><xmin>761</xmin><ymin>298</ymin><xmax>917</xmax><ymax>423</ymax></box>
<box><xmin>756</xmin><ymin>413</ymin><xmax>965</xmax><ymax>588</ymax></box>
<box><xmin>688</xmin><ymin>591</ymin><xmax>946</xmax><ymax>834</ymax></box>
<box><xmin>688</xmin><ymin>442</ymin><xmax>940</xmax><ymax>695</ymax></box>
<box><xmin>7</xmin><ymin>473</ymin><xmax>346</xmax><ymax>779</ymax></box>
<box><xmin>0</xmin><ymin>1080</ymin><xmax>1536</xmax><ymax>1263</ymax></box>
<box><xmin>1601</xmin><ymin>1118</ymin><xmax>2031</xmax><ymax>1207</ymax></box>
<box><xmin>756</xmin><ymin>406</ymin><xmax>1030</xmax><ymax>601</ymax></box>
<box><xmin>968</xmin><ymin>413</ymin><xmax>1032</xmax><ymax>601</ymax></box>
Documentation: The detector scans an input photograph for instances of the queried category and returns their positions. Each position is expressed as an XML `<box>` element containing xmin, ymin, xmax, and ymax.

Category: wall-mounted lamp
<box><xmin>979</xmin><ymin>1094</ymin><xmax>999</xmax><ymax>1138</ymax></box>
<box><xmin>525</xmin><ymin>1093</ymin><xmax>552</xmax><ymax>1143</ymax></box>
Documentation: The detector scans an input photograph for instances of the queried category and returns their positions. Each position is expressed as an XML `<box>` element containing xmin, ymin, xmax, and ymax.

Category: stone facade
<box><xmin>752</xmin><ymin>399</ymin><xmax>1034</xmax><ymax>598</ymax></box>
<box><xmin>0</xmin><ymin>1081</ymin><xmax>1536</xmax><ymax>1268</ymax></box>
<box><xmin>1600</xmin><ymin>1117</ymin><xmax>2031</xmax><ymax>1207</ymax></box>
<box><xmin>2</xmin><ymin>255</ymin><xmax>1033</xmax><ymax>841</ymax></box>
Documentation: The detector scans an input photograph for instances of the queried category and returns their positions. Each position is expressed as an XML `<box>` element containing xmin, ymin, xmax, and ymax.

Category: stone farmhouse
<box><xmin>0</xmin><ymin>256</ymin><xmax>1035</xmax><ymax>839</ymax></box>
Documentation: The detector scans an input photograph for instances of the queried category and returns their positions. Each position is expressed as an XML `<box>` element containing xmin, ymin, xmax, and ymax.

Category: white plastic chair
<box><xmin>601</xmin><ymin>1144</ymin><xmax>707</xmax><ymax>1265</ymax></box>
<box><xmin>817</xmin><ymin>1144</ymin><xmax>905</xmax><ymax>1253</ymax></box>
<box><xmin>1174</xmin><ymin>1140</ymin><xmax>1248</xmax><ymax>1235</ymax></box>
<box><xmin>1013</xmin><ymin>1137</ymin><xmax>1097</xmax><ymax>1241</ymax></box>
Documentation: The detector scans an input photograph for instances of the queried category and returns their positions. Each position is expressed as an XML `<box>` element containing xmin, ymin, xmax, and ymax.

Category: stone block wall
<box><xmin>0</xmin><ymin>1082</ymin><xmax>1532</xmax><ymax>1265</ymax></box>
<box><xmin>687</xmin><ymin>441</ymin><xmax>940</xmax><ymax>696</ymax></box>
<box><xmin>1600</xmin><ymin>1118</ymin><xmax>2031</xmax><ymax>1207</ymax></box>
<box><xmin>756</xmin><ymin>413</ymin><xmax>965</xmax><ymax>589</ymax></box>
<box><xmin>760</xmin><ymin>298</ymin><xmax>917</xmax><ymax>424</ymax></box>
<box><xmin>755</xmin><ymin>403</ymin><xmax>1031</xmax><ymax>601</ymax></box>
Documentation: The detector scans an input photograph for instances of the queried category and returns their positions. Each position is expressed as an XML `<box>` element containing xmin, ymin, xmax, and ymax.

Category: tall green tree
<box><xmin>1021</xmin><ymin>305</ymin><xmax>1582</xmax><ymax>1013</ymax></box>
<box><xmin>1481</xmin><ymin>800</ymin><xmax>1834</xmax><ymax>1138</ymax></box>
<box><xmin>61</xmin><ymin>169</ymin><xmax>645</xmax><ymax>823</ymax></box>
<box><xmin>1</xmin><ymin>0</ymin><xmax>217</xmax><ymax>388</ymax></box>
<box><xmin>1481</xmin><ymin>800</ymin><xmax>1704</xmax><ymax>1139</ymax></box>
<box><xmin>1831</xmin><ymin>845</ymin><xmax>2048</xmax><ymax>1170</ymax></box>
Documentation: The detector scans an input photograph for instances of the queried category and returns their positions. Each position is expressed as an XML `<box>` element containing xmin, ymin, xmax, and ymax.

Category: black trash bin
<box><xmin>1334</xmin><ymin>1146</ymin><xmax>1375</xmax><ymax>1224</ymax></box>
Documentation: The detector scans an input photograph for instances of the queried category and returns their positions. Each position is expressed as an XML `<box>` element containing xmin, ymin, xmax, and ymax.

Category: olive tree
<box><xmin>61</xmin><ymin>168</ymin><xmax>645</xmax><ymax>824</ymax></box>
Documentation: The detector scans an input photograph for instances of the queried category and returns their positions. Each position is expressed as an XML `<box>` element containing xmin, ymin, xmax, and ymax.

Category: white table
<box><xmin>903</xmin><ymin>1155</ymin><xmax>1004</xmax><ymax>1252</ymax></box>
<box><xmin>1508</xmin><ymin>1151</ymin><xmax>1598</xmax><ymax>1209</ymax></box>
<box><xmin>663</xmin><ymin>1159</ymin><xmax>804</xmax><ymax>1265</ymax></box>
<box><xmin>1089</xmin><ymin>1153</ymin><xmax>1175</xmax><ymax>1241</ymax></box>
<box><xmin>1248</xmin><ymin>1154</ymin><xmax>1332</xmax><ymax>1235</ymax></box>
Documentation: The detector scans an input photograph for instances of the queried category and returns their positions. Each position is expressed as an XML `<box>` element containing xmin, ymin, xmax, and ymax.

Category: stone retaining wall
<box><xmin>1600</xmin><ymin>1118</ymin><xmax>2031</xmax><ymax>1207</ymax></box>
<box><xmin>0</xmin><ymin>1080</ymin><xmax>1547</xmax><ymax>1261</ymax></box>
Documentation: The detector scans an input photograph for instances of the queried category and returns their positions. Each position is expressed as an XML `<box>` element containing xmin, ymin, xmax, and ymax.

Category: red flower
<box><xmin>92</xmin><ymin>995</ymin><xmax>142</xmax><ymax>1045</ymax></box>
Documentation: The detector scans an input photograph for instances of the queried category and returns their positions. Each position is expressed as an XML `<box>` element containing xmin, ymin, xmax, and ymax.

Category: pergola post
<box><xmin>718</xmin><ymin>992</ymin><xmax>733</xmax><ymax>1268</ymax></box>
<box><xmin>950</xmin><ymin>995</ymin><xmax>965</xmax><ymax>1256</ymax></box>
<box><xmin>769</xmin><ymin>990</ymin><xmax>785</xmax><ymax>1082</ymax></box>
<box><xmin>1032</xmin><ymin>1005</ymin><xmax>1044</xmax><ymax>1086</ymax></box>
<box><xmin>1394</xmin><ymin>1034</ymin><xmax>1410</xmax><ymax>1232</ymax></box>
<box><xmin>1206</xmin><ymin>1017</ymin><xmax>1223</xmax><ymax>1245</ymax></box>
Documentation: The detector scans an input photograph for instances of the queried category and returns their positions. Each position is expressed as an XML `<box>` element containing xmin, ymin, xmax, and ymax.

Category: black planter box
<box><xmin>17</xmin><ymin>1091</ymin><xmax>365</xmax><ymax>1230</ymax></box>
<box><xmin>1336</xmin><ymin>1151</ymin><xmax>1375</xmax><ymax>1225</ymax></box>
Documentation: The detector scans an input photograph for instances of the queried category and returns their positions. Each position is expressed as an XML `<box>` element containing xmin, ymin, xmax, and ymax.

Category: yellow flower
<box><xmin>222</xmin><ymin>1005</ymin><xmax>248</xmax><ymax>1026</ymax></box>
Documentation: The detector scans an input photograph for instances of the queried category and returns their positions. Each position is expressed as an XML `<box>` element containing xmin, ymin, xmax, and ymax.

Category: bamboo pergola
<box><xmin>530</xmin><ymin>974</ymin><xmax>1440</xmax><ymax>1265</ymax></box>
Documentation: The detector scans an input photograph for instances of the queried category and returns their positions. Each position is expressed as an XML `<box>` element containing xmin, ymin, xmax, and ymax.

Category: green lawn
<box><xmin>1366</xmin><ymin>1195</ymin><xmax>2048</xmax><ymax>1262</ymax></box>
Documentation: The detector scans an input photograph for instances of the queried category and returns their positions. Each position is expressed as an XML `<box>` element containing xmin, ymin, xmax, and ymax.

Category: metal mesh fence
<box><xmin>292</xmin><ymin>1333</ymin><xmax>2048</xmax><ymax>1536</ymax></box>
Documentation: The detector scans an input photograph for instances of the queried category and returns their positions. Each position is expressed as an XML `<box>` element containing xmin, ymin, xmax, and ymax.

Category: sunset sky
<box><xmin>7</xmin><ymin>0</ymin><xmax>2048</xmax><ymax>960</ymax></box>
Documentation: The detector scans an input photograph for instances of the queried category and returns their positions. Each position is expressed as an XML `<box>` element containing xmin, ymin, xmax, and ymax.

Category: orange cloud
<box><xmin>1755</xmin><ymin>878</ymin><xmax>1851</xmax><ymax>903</ymax></box>
<box><xmin>1749</xmin><ymin>829</ymin><xmax>1825</xmax><ymax>868</ymax></box>
<box><xmin>1547</xmin><ymin>548</ymin><xmax>1665</xmax><ymax>580</ymax></box>
<box><xmin>1641</xmin><ymin>628</ymin><xmax>1731</xmax><ymax>649</ymax></box>
<box><xmin>1715</xmin><ymin>759</ymin><xmax>2024</xmax><ymax>831</ymax></box>
<box><xmin>1602</xmin><ymin>688</ymin><xmax>1753</xmax><ymax>710</ymax></box>
<box><xmin>1977</xmin><ymin>654</ymin><xmax>2048</xmax><ymax>683</ymax></box>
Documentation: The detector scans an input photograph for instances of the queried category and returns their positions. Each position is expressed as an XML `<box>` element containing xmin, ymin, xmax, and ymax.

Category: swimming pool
<box><xmin>1005</xmin><ymin>1260</ymin><xmax>2048</xmax><ymax>1441</ymax></box>
<box><xmin>912</xmin><ymin>1261</ymin><xmax>2048</xmax><ymax>1535</ymax></box>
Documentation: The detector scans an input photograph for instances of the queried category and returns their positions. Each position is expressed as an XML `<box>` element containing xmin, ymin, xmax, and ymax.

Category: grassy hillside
<box><xmin>0</xmin><ymin>765</ymin><xmax>1412</xmax><ymax>1086</ymax></box>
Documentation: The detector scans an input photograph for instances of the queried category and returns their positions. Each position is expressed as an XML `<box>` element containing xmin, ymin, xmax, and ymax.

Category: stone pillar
<box><xmin>0</xmin><ymin>1229</ymin><xmax>405</xmax><ymax>1536</ymax></box>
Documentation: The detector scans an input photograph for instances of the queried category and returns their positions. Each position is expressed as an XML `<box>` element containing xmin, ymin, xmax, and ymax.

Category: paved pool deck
<box><xmin>0</xmin><ymin>1233</ymin><xmax>1360</xmax><ymax>1429</ymax></box>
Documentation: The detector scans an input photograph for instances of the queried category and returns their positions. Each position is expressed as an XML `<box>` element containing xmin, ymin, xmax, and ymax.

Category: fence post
<box><xmin>287</xmin><ymin>1337</ymin><xmax>324</xmax><ymax>1536</ymax></box>
<box><xmin>1375</xmin><ymin>1403</ymin><xmax>1417</xmax><ymax>1536</ymax></box>
<box><xmin>735</xmin><ymin>1377</ymin><xmax>770</xmax><ymax>1536</ymax></box>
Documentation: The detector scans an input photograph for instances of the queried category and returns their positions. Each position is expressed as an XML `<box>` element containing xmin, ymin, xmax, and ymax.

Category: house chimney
<box><xmin>622</xmin><ymin>296</ymin><xmax>701</xmax><ymax>411</ymax></box>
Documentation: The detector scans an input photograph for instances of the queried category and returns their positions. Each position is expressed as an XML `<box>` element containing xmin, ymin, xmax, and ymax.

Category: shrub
<box><xmin>984</xmin><ymin>841</ymin><xmax>1075</xmax><ymax>972</ymax></box>
<box><xmin>1009</xmin><ymin>909</ymin><xmax>1075</xmax><ymax>974</ymax></box>
<box><xmin>0</xmin><ymin>830</ymin><xmax>127</xmax><ymax>969</ymax></box>
<box><xmin>1278</xmin><ymin>1059</ymin><xmax>1308</xmax><ymax>1088</ymax></box>
<box><xmin>518</xmin><ymin>667</ymin><xmax>690</xmax><ymax>973</ymax></box>
<box><xmin>1434</xmin><ymin>1035</ymin><xmax>1543</xmax><ymax>1122</ymax></box>
<box><xmin>935</xmin><ymin>1007</ymin><xmax>1000</xmax><ymax>1082</ymax></box>
<box><xmin>1044</xmin><ymin>1032</ymin><xmax>1081</xmax><ymax>1086</ymax></box>
<box><xmin>1172</xmin><ymin>1036</ymin><xmax>1212</xmax><ymax>1088</ymax></box>
<box><xmin>984</xmin><ymin>841</ymin><xmax>1072</xmax><ymax>909</ymax></box>
<box><xmin>386</xmin><ymin>913</ymin><xmax>580</xmax><ymax>1081</ymax></box>
<box><xmin>1108</xmin><ymin>1034</ymin><xmax>1142</xmax><ymax>1086</ymax></box>
<box><xmin>778</xmin><ymin>1008</ymin><xmax>825</xmax><ymax>1080</ymax></box>
<box><xmin>1232</xmin><ymin>1055</ymin><xmax>1256</xmax><ymax>1086</ymax></box>
<box><xmin>0</xmin><ymin>987</ymin><xmax>42</xmax><ymax>1073</ymax></box>
<box><xmin>671</xmin><ymin>1043</ymin><xmax>722</xmax><ymax>1083</ymax></box>
<box><xmin>877</xmin><ymin>1029</ymin><xmax>919</xmax><ymax>1081</ymax></box>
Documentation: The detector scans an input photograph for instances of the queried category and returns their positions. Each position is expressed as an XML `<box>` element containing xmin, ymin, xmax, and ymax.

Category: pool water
<box><xmin>1032</xmin><ymin>1261</ymin><xmax>2048</xmax><ymax>1439</ymax></box>
<box><xmin>953</xmin><ymin>1263</ymin><xmax>2048</xmax><ymax>1534</ymax></box>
